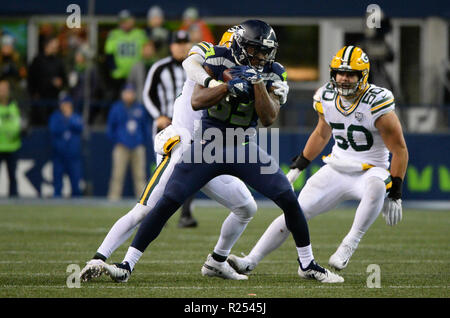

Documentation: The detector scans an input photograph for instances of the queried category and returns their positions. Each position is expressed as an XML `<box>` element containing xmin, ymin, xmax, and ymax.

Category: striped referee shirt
<box><xmin>142</xmin><ymin>56</ymin><xmax>187</xmax><ymax>120</ymax></box>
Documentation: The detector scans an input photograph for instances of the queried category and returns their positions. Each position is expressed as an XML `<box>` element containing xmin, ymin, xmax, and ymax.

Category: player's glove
<box><xmin>287</xmin><ymin>152</ymin><xmax>311</xmax><ymax>185</ymax></box>
<box><xmin>227</xmin><ymin>77</ymin><xmax>254</xmax><ymax>104</ymax></box>
<box><xmin>382</xmin><ymin>198</ymin><xmax>402</xmax><ymax>226</ymax></box>
<box><xmin>381</xmin><ymin>176</ymin><xmax>403</xmax><ymax>226</ymax></box>
<box><xmin>272</xmin><ymin>80</ymin><xmax>289</xmax><ymax>104</ymax></box>
<box><xmin>229</xmin><ymin>65</ymin><xmax>262</xmax><ymax>84</ymax></box>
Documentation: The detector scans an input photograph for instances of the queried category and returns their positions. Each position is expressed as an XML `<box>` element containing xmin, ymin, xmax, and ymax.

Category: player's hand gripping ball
<box><xmin>225</xmin><ymin>71</ymin><xmax>254</xmax><ymax>104</ymax></box>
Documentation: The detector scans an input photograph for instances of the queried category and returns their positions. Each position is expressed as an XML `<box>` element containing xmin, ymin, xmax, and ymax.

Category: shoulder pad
<box><xmin>190</xmin><ymin>41</ymin><xmax>213</xmax><ymax>55</ymax></box>
<box><xmin>312</xmin><ymin>85</ymin><xmax>329</xmax><ymax>115</ymax></box>
<box><xmin>271</xmin><ymin>62</ymin><xmax>287</xmax><ymax>81</ymax></box>
<box><xmin>368</xmin><ymin>87</ymin><xmax>395</xmax><ymax>115</ymax></box>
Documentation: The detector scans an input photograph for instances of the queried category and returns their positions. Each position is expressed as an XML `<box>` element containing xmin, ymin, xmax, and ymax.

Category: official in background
<box><xmin>48</xmin><ymin>95</ymin><xmax>83</xmax><ymax>198</ymax></box>
<box><xmin>143</xmin><ymin>30</ymin><xmax>191</xmax><ymax>138</ymax></box>
<box><xmin>107</xmin><ymin>83</ymin><xmax>150</xmax><ymax>201</ymax></box>
<box><xmin>142</xmin><ymin>30</ymin><xmax>197</xmax><ymax>228</ymax></box>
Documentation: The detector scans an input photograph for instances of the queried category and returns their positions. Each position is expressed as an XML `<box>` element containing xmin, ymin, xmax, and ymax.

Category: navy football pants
<box><xmin>131</xmin><ymin>140</ymin><xmax>310</xmax><ymax>251</ymax></box>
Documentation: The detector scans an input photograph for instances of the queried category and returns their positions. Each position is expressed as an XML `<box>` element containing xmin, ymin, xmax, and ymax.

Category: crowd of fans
<box><xmin>0</xmin><ymin>6</ymin><xmax>215</xmax><ymax>198</ymax></box>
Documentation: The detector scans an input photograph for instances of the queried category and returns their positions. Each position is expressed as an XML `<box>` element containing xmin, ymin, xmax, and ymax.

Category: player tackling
<box><xmin>95</xmin><ymin>20</ymin><xmax>344</xmax><ymax>284</ymax></box>
<box><xmin>227</xmin><ymin>45</ymin><xmax>409</xmax><ymax>274</ymax></box>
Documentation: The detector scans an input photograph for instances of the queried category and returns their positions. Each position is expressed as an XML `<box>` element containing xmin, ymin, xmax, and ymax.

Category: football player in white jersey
<box><xmin>227</xmin><ymin>46</ymin><xmax>408</xmax><ymax>274</ymax></box>
<box><xmin>79</xmin><ymin>27</ymin><xmax>290</xmax><ymax>281</ymax></box>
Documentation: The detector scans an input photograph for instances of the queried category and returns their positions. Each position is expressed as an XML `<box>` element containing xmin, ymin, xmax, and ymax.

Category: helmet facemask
<box><xmin>231</xmin><ymin>24</ymin><xmax>278</xmax><ymax>72</ymax></box>
<box><xmin>330</xmin><ymin>69</ymin><xmax>367</xmax><ymax>97</ymax></box>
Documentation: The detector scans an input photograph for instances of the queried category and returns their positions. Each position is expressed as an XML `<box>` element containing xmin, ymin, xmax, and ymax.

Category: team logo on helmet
<box><xmin>329</xmin><ymin>46</ymin><xmax>370</xmax><ymax>97</ymax></box>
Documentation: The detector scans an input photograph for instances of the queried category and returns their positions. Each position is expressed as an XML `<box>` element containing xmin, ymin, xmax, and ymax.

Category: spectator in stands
<box><xmin>0</xmin><ymin>34</ymin><xmax>28</xmax><ymax>107</ymax></box>
<box><xmin>0</xmin><ymin>79</ymin><xmax>23</xmax><ymax>197</ymax></box>
<box><xmin>104</xmin><ymin>10</ymin><xmax>148</xmax><ymax>101</ymax></box>
<box><xmin>107</xmin><ymin>83</ymin><xmax>149</xmax><ymax>201</ymax></box>
<box><xmin>28</xmin><ymin>37</ymin><xmax>67</xmax><ymax>125</ymax></box>
<box><xmin>68</xmin><ymin>45</ymin><xmax>103</xmax><ymax>113</ymax></box>
<box><xmin>146</xmin><ymin>5</ymin><xmax>170</xmax><ymax>59</ymax></box>
<box><xmin>48</xmin><ymin>95</ymin><xmax>83</xmax><ymax>198</ymax></box>
<box><xmin>0</xmin><ymin>35</ymin><xmax>26</xmax><ymax>86</ymax></box>
<box><xmin>179</xmin><ymin>7</ymin><xmax>215</xmax><ymax>44</ymax></box>
<box><xmin>128</xmin><ymin>41</ymin><xmax>157</xmax><ymax>104</ymax></box>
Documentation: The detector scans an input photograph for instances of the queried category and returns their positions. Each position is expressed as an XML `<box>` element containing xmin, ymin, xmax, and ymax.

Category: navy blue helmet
<box><xmin>231</xmin><ymin>20</ymin><xmax>278</xmax><ymax>71</ymax></box>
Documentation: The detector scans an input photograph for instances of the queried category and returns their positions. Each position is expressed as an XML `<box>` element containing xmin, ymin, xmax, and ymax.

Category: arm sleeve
<box><xmin>182</xmin><ymin>53</ymin><xmax>210</xmax><ymax>86</ymax></box>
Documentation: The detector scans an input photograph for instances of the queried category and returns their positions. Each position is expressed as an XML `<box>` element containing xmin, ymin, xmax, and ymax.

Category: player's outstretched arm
<box><xmin>183</xmin><ymin>54</ymin><xmax>222</xmax><ymax>88</ymax></box>
<box><xmin>302</xmin><ymin>113</ymin><xmax>332</xmax><ymax>161</ymax></box>
<box><xmin>287</xmin><ymin>113</ymin><xmax>332</xmax><ymax>184</ymax></box>
<box><xmin>376</xmin><ymin>111</ymin><xmax>408</xmax><ymax>226</ymax></box>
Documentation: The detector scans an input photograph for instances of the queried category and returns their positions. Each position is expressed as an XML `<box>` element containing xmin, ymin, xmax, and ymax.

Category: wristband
<box><xmin>289</xmin><ymin>152</ymin><xmax>311</xmax><ymax>171</ymax></box>
<box><xmin>208</xmin><ymin>79</ymin><xmax>222</xmax><ymax>88</ymax></box>
<box><xmin>203</xmin><ymin>77</ymin><xmax>213</xmax><ymax>88</ymax></box>
<box><xmin>388</xmin><ymin>176</ymin><xmax>403</xmax><ymax>200</ymax></box>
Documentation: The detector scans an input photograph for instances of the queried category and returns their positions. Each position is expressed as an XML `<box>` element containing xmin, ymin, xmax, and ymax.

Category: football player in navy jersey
<box><xmin>100</xmin><ymin>20</ymin><xmax>344</xmax><ymax>283</ymax></box>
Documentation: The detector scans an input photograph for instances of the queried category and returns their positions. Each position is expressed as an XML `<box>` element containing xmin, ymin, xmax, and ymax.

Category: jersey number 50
<box><xmin>329</xmin><ymin>123</ymin><xmax>374</xmax><ymax>152</ymax></box>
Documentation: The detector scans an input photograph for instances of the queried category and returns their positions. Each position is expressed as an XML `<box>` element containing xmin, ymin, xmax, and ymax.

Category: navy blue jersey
<box><xmin>201</xmin><ymin>45</ymin><xmax>287</xmax><ymax>131</ymax></box>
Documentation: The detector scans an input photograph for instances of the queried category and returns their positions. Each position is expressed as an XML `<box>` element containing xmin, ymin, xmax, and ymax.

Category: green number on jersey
<box><xmin>208</xmin><ymin>98</ymin><xmax>254</xmax><ymax>127</ymax></box>
<box><xmin>361</xmin><ymin>87</ymin><xmax>384</xmax><ymax>105</ymax></box>
<box><xmin>330</xmin><ymin>123</ymin><xmax>373</xmax><ymax>152</ymax></box>
<box><xmin>322</xmin><ymin>83</ymin><xmax>336</xmax><ymax>101</ymax></box>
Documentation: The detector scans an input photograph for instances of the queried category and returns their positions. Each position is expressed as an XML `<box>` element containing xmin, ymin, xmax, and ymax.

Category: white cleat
<box><xmin>201</xmin><ymin>254</ymin><xmax>248</xmax><ymax>280</ymax></box>
<box><xmin>227</xmin><ymin>254</ymin><xmax>256</xmax><ymax>275</ymax></box>
<box><xmin>328</xmin><ymin>243</ymin><xmax>356</xmax><ymax>270</ymax></box>
<box><xmin>80</xmin><ymin>259</ymin><xmax>106</xmax><ymax>282</ymax></box>
<box><xmin>298</xmin><ymin>259</ymin><xmax>344</xmax><ymax>283</ymax></box>
<box><xmin>102</xmin><ymin>262</ymin><xmax>132</xmax><ymax>283</ymax></box>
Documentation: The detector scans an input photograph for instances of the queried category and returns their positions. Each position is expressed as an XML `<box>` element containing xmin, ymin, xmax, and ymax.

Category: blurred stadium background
<box><xmin>0</xmin><ymin>0</ymin><xmax>448</xmax><ymax>204</ymax></box>
<box><xmin>0</xmin><ymin>0</ymin><xmax>449</xmax><ymax>301</ymax></box>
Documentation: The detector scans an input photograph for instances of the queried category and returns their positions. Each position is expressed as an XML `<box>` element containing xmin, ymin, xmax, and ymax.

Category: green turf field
<box><xmin>0</xmin><ymin>202</ymin><xmax>448</xmax><ymax>298</ymax></box>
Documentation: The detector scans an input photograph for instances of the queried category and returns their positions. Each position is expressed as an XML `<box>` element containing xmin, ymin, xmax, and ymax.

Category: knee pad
<box><xmin>298</xmin><ymin>185</ymin><xmax>320</xmax><ymax>219</ymax></box>
<box><xmin>232</xmin><ymin>199</ymin><xmax>257</xmax><ymax>222</ymax></box>
<box><xmin>364</xmin><ymin>176</ymin><xmax>386</xmax><ymax>202</ymax></box>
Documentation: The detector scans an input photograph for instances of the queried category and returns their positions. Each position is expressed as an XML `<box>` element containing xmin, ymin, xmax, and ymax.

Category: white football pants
<box><xmin>96</xmin><ymin>140</ymin><xmax>257</xmax><ymax>259</ymax></box>
<box><xmin>246</xmin><ymin>164</ymin><xmax>389</xmax><ymax>264</ymax></box>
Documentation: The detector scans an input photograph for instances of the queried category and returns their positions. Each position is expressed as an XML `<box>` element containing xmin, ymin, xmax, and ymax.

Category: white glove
<box><xmin>381</xmin><ymin>198</ymin><xmax>403</xmax><ymax>226</ymax></box>
<box><xmin>272</xmin><ymin>81</ymin><xmax>289</xmax><ymax>104</ymax></box>
<box><xmin>286</xmin><ymin>168</ymin><xmax>301</xmax><ymax>185</ymax></box>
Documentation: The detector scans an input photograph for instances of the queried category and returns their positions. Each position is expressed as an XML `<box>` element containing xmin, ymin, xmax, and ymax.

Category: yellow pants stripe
<box><xmin>139</xmin><ymin>155</ymin><xmax>170</xmax><ymax>205</ymax></box>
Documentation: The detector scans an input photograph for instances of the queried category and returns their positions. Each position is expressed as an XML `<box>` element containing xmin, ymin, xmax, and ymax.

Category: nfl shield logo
<box><xmin>355</xmin><ymin>112</ymin><xmax>364</xmax><ymax>122</ymax></box>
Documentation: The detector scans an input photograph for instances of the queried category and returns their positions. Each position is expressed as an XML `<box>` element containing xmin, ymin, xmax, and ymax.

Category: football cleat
<box><xmin>103</xmin><ymin>262</ymin><xmax>132</xmax><ymax>283</ymax></box>
<box><xmin>328</xmin><ymin>243</ymin><xmax>356</xmax><ymax>270</ymax></box>
<box><xmin>201</xmin><ymin>254</ymin><xmax>248</xmax><ymax>280</ymax></box>
<box><xmin>298</xmin><ymin>259</ymin><xmax>344</xmax><ymax>283</ymax></box>
<box><xmin>79</xmin><ymin>259</ymin><xmax>106</xmax><ymax>282</ymax></box>
<box><xmin>227</xmin><ymin>254</ymin><xmax>256</xmax><ymax>275</ymax></box>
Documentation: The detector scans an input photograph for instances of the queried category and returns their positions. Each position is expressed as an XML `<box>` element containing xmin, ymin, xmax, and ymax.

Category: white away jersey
<box><xmin>313</xmin><ymin>82</ymin><xmax>395</xmax><ymax>169</ymax></box>
<box><xmin>171</xmin><ymin>41</ymin><xmax>213</xmax><ymax>139</ymax></box>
